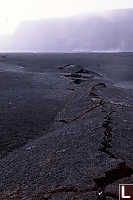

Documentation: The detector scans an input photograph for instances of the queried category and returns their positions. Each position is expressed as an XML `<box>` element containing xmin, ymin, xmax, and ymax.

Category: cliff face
<box><xmin>1</xmin><ymin>8</ymin><xmax>133</xmax><ymax>52</ymax></box>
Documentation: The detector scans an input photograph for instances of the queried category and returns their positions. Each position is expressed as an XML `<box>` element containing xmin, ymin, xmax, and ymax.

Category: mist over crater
<box><xmin>1</xmin><ymin>8</ymin><xmax>133</xmax><ymax>52</ymax></box>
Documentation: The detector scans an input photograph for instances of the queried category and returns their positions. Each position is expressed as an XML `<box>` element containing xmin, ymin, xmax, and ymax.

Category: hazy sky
<box><xmin>0</xmin><ymin>0</ymin><xmax>133</xmax><ymax>35</ymax></box>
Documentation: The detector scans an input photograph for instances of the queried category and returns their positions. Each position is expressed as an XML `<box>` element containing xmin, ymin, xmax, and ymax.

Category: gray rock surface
<box><xmin>0</xmin><ymin>61</ymin><xmax>133</xmax><ymax>199</ymax></box>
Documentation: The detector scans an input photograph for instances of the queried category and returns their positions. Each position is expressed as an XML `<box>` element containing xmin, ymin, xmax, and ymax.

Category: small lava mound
<box><xmin>60</xmin><ymin>64</ymin><xmax>102</xmax><ymax>85</ymax></box>
<box><xmin>58</xmin><ymin>64</ymin><xmax>102</xmax><ymax>76</ymax></box>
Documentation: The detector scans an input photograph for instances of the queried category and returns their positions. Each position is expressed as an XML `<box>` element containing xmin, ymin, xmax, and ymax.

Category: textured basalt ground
<box><xmin>0</xmin><ymin>54</ymin><xmax>133</xmax><ymax>199</ymax></box>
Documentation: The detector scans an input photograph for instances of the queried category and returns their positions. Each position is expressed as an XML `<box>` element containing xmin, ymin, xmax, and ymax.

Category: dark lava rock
<box><xmin>70</xmin><ymin>73</ymin><xmax>82</xmax><ymax>78</ymax></box>
<box><xmin>57</xmin><ymin>64</ymin><xmax>83</xmax><ymax>73</ymax></box>
<box><xmin>73</xmin><ymin>78</ymin><xmax>85</xmax><ymax>84</ymax></box>
<box><xmin>62</xmin><ymin>64</ymin><xmax>102</xmax><ymax>86</ymax></box>
<box><xmin>0</xmin><ymin>67</ymin><xmax>133</xmax><ymax>199</ymax></box>
<box><xmin>58</xmin><ymin>64</ymin><xmax>102</xmax><ymax>78</ymax></box>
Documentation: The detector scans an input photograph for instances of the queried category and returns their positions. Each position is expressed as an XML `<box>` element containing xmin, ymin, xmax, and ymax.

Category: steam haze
<box><xmin>1</xmin><ymin>0</ymin><xmax>133</xmax><ymax>51</ymax></box>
